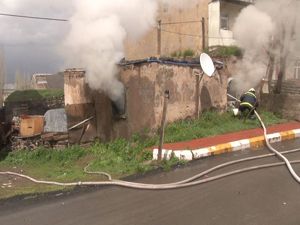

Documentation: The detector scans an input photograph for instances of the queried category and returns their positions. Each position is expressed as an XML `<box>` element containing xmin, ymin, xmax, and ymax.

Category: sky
<box><xmin>0</xmin><ymin>0</ymin><xmax>201</xmax><ymax>111</ymax></box>
<box><xmin>0</xmin><ymin>0</ymin><xmax>198</xmax><ymax>87</ymax></box>
<box><xmin>0</xmin><ymin>0</ymin><xmax>73</xmax><ymax>83</ymax></box>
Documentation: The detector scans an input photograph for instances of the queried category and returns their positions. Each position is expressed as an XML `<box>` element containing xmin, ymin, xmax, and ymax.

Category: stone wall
<box><xmin>64</xmin><ymin>62</ymin><xmax>228</xmax><ymax>142</ymax></box>
<box><xmin>94</xmin><ymin>62</ymin><xmax>228</xmax><ymax>140</ymax></box>
<box><xmin>261</xmin><ymin>93</ymin><xmax>300</xmax><ymax>121</ymax></box>
<box><xmin>4</xmin><ymin>96</ymin><xmax>64</xmax><ymax>123</ymax></box>
<box><xmin>64</xmin><ymin>69</ymin><xmax>98</xmax><ymax>144</ymax></box>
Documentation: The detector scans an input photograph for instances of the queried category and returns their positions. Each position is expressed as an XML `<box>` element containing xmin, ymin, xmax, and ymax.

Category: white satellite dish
<box><xmin>200</xmin><ymin>53</ymin><xmax>215</xmax><ymax>77</ymax></box>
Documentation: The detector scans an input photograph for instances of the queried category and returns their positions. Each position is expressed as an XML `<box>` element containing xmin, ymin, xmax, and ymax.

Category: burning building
<box><xmin>64</xmin><ymin>59</ymin><xmax>228</xmax><ymax>143</ymax></box>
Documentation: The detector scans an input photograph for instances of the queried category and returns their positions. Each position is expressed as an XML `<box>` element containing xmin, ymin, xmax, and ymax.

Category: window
<box><xmin>220</xmin><ymin>15</ymin><xmax>229</xmax><ymax>30</ymax></box>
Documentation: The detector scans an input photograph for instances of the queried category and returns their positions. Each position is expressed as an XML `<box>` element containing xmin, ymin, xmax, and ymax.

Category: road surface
<box><xmin>0</xmin><ymin>139</ymin><xmax>300</xmax><ymax>225</ymax></box>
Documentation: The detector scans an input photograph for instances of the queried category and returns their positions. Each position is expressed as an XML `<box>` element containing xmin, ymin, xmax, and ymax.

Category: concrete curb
<box><xmin>153</xmin><ymin>129</ymin><xmax>300</xmax><ymax>161</ymax></box>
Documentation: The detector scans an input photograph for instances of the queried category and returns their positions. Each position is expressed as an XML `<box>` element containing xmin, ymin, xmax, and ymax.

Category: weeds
<box><xmin>0</xmin><ymin>110</ymin><xmax>285</xmax><ymax>198</ymax></box>
<box><xmin>206</xmin><ymin>45</ymin><xmax>243</xmax><ymax>58</ymax></box>
<box><xmin>170</xmin><ymin>49</ymin><xmax>195</xmax><ymax>58</ymax></box>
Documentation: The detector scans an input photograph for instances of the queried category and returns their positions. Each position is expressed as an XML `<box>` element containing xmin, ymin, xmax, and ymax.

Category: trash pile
<box><xmin>9</xmin><ymin>108</ymin><xmax>69</xmax><ymax>151</ymax></box>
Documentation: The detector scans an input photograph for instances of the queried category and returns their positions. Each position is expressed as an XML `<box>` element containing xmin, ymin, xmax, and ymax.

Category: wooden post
<box><xmin>157</xmin><ymin>90</ymin><xmax>170</xmax><ymax>161</ymax></box>
<box><xmin>157</xmin><ymin>20</ymin><xmax>162</xmax><ymax>56</ymax></box>
<box><xmin>201</xmin><ymin>17</ymin><xmax>206</xmax><ymax>52</ymax></box>
<box><xmin>195</xmin><ymin>74</ymin><xmax>200</xmax><ymax>119</ymax></box>
<box><xmin>195</xmin><ymin>71</ymin><xmax>204</xmax><ymax>119</ymax></box>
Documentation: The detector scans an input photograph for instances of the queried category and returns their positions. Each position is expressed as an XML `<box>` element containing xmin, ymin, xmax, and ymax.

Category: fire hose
<box><xmin>227</xmin><ymin>93</ymin><xmax>300</xmax><ymax>183</ymax></box>
<box><xmin>0</xmin><ymin>95</ymin><xmax>300</xmax><ymax>189</ymax></box>
<box><xmin>0</xmin><ymin>149</ymin><xmax>300</xmax><ymax>190</ymax></box>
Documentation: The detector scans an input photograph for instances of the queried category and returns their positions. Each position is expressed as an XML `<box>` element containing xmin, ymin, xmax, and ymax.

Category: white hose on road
<box><xmin>255</xmin><ymin>111</ymin><xmax>300</xmax><ymax>183</ymax></box>
<box><xmin>0</xmin><ymin>148</ymin><xmax>300</xmax><ymax>190</ymax></box>
<box><xmin>0</xmin><ymin>94</ymin><xmax>299</xmax><ymax>189</ymax></box>
<box><xmin>227</xmin><ymin>93</ymin><xmax>300</xmax><ymax>183</ymax></box>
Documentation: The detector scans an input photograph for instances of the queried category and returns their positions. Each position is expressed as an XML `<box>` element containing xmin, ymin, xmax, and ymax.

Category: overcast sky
<box><xmin>0</xmin><ymin>0</ymin><xmax>73</xmax><ymax>83</ymax></box>
<box><xmin>0</xmin><ymin>0</ymin><xmax>199</xmax><ymax>84</ymax></box>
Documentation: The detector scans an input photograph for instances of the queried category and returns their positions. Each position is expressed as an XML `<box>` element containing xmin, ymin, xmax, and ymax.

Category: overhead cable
<box><xmin>0</xmin><ymin>13</ymin><xmax>68</xmax><ymax>21</ymax></box>
<box><xmin>161</xmin><ymin>20</ymin><xmax>202</xmax><ymax>25</ymax></box>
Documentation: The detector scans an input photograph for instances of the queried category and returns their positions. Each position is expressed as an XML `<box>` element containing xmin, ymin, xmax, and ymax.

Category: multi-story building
<box><xmin>124</xmin><ymin>0</ymin><xmax>254</xmax><ymax>60</ymax></box>
<box><xmin>208</xmin><ymin>0</ymin><xmax>254</xmax><ymax>47</ymax></box>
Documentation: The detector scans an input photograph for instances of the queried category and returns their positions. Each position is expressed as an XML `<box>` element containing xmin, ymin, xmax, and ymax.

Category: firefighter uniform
<box><xmin>239</xmin><ymin>88</ymin><xmax>258</xmax><ymax>118</ymax></box>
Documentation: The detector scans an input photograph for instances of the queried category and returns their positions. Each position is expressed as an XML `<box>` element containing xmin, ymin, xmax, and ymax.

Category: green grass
<box><xmin>5</xmin><ymin>89</ymin><xmax>64</xmax><ymax>103</ymax></box>
<box><xmin>170</xmin><ymin>49</ymin><xmax>195</xmax><ymax>58</ymax></box>
<box><xmin>0</xmin><ymin>110</ymin><xmax>285</xmax><ymax>199</ymax></box>
<box><xmin>163</xmin><ymin>110</ymin><xmax>284</xmax><ymax>143</ymax></box>
<box><xmin>206</xmin><ymin>45</ymin><xmax>243</xmax><ymax>58</ymax></box>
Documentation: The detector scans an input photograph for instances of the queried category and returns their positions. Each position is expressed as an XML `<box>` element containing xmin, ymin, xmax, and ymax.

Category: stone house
<box><xmin>64</xmin><ymin>59</ymin><xmax>228</xmax><ymax>143</ymax></box>
<box><xmin>31</xmin><ymin>72</ymin><xmax>64</xmax><ymax>90</ymax></box>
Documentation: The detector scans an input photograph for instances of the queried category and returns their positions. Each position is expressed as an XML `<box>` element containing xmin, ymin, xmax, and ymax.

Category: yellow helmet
<box><xmin>248</xmin><ymin>88</ymin><xmax>255</xmax><ymax>93</ymax></box>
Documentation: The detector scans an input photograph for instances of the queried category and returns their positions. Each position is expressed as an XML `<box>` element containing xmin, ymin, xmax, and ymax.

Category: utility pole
<box><xmin>201</xmin><ymin>17</ymin><xmax>206</xmax><ymax>52</ymax></box>
<box><xmin>157</xmin><ymin>90</ymin><xmax>170</xmax><ymax>161</ymax></box>
<box><xmin>0</xmin><ymin>51</ymin><xmax>5</xmax><ymax>107</ymax></box>
<box><xmin>194</xmin><ymin>70</ymin><xmax>200</xmax><ymax>119</ymax></box>
<box><xmin>157</xmin><ymin>20</ymin><xmax>162</xmax><ymax>57</ymax></box>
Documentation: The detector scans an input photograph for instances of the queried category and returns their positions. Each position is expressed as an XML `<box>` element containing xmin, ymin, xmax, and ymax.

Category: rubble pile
<box><xmin>11</xmin><ymin>133</ymin><xmax>69</xmax><ymax>151</ymax></box>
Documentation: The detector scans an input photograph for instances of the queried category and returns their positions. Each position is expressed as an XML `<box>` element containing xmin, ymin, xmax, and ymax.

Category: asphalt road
<box><xmin>0</xmin><ymin>139</ymin><xmax>300</xmax><ymax>225</ymax></box>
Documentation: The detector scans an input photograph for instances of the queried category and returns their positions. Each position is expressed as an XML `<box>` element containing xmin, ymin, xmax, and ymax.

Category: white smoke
<box><xmin>62</xmin><ymin>0</ymin><xmax>199</xmax><ymax>102</ymax></box>
<box><xmin>232</xmin><ymin>0</ymin><xmax>300</xmax><ymax>94</ymax></box>
<box><xmin>232</xmin><ymin>5</ymin><xmax>275</xmax><ymax>94</ymax></box>
<box><xmin>62</xmin><ymin>0</ymin><xmax>159</xmax><ymax>101</ymax></box>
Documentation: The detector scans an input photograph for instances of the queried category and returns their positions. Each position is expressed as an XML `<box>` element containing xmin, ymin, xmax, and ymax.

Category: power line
<box><xmin>161</xmin><ymin>29</ymin><xmax>201</xmax><ymax>37</ymax></box>
<box><xmin>161</xmin><ymin>29</ymin><xmax>237</xmax><ymax>40</ymax></box>
<box><xmin>161</xmin><ymin>20</ymin><xmax>202</xmax><ymax>25</ymax></box>
<box><xmin>0</xmin><ymin>13</ymin><xmax>68</xmax><ymax>21</ymax></box>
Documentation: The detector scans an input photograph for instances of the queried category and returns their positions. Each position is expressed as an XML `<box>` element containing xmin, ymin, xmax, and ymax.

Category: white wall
<box><xmin>208</xmin><ymin>1</ymin><xmax>221</xmax><ymax>46</ymax></box>
<box><xmin>209</xmin><ymin>1</ymin><xmax>245</xmax><ymax>47</ymax></box>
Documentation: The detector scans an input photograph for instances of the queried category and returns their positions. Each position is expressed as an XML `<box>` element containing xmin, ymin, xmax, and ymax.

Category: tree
<box><xmin>0</xmin><ymin>51</ymin><xmax>6</xmax><ymax>106</ymax></box>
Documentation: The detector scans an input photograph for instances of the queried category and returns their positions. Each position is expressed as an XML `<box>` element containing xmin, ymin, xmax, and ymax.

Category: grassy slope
<box><xmin>0</xmin><ymin>111</ymin><xmax>286</xmax><ymax>199</ymax></box>
<box><xmin>5</xmin><ymin>89</ymin><xmax>64</xmax><ymax>102</ymax></box>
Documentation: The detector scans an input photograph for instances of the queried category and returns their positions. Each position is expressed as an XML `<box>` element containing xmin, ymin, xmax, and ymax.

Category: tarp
<box><xmin>44</xmin><ymin>108</ymin><xmax>68</xmax><ymax>133</ymax></box>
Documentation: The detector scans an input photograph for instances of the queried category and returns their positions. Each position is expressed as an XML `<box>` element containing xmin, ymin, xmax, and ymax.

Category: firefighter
<box><xmin>238</xmin><ymin>88</ymin><xmax>259</xmax><ymax>119</ymax></box>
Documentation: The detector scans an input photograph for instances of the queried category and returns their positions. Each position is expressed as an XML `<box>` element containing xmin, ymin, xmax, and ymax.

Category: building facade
<box><xmin>31</xmin><ymin>73</ymin><xmax>64</xmax><ymax>90</ymax></box>
<box><xmin>124</xmin><ymin>0</ymin><xmax>210</xmax><ymax>60</ymax></box>
<box><xmin>124</xmin><ymin>0</ymin><xmax>254</xmax><ymax>60</ymax></box>
<box><xmin>64</xmin><ymin>62</ymin><xmax>228</xmax><ymax>143</ymax></box>
<box><xmin>208</xmin><ymin>0</ymin><xmax>254</xmax><ymax>47</ymax></box>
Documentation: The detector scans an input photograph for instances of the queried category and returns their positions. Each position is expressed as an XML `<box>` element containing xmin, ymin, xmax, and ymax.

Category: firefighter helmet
<box><xmin>248</xmin><ymin>88</ymin><xmax>255</xmax><ymax>93</ymax></box>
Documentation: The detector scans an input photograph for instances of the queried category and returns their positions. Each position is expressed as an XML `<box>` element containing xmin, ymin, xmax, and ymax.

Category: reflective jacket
<box><xmin>240</xmin><ymin>91</ymin><xmax>258</xmax><ymax>108</ymax></box>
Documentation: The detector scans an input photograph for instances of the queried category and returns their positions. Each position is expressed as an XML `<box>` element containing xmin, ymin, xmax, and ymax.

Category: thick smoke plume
<box><xmin>62</xmin><ymin>0</ymin><xmax>199</xmax><ymax>102</ymax></box>
<box><xmin>232</xmin><ymin>0</ymin><xmax>300</xmax><ymax>95</ymax></box>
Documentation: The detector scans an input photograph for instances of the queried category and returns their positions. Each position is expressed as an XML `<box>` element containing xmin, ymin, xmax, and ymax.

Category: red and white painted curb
<box><xmin>153</xmin><ymin>129</ymin><xmax>300</xmax><ymax>161</ymax></box>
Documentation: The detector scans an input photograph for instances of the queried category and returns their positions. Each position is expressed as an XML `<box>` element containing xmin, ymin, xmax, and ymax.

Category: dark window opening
<box><xmin>111</xmin><ymin>90</ymin><xmax>126</xmax><ymax>120</ymax></box>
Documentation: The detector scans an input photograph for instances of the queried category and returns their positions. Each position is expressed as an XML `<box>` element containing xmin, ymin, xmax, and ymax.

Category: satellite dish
<box><xmin>200</xmin><ymin>53</ymin><xmax>215</xmax><ymax>77</ymax></box>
